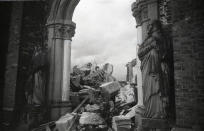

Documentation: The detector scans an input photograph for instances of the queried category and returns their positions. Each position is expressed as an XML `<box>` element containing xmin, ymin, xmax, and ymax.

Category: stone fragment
<box><xmin>115</xmin><ymin>84</ymin><xmax>136</xmax><ymax>106</ymax></box>
<box><xmin>55</xmin><ymin>113</ymin><xmax>75</xmax><ymax>131</ymax></box>
<box><xmin>112</xmin><ymin>116</ymin><xmax>132</xmax><ymax>131</ymax></box>
<box><xmin>79</xmin><ymin>112</ymin><xmax>105</xmax><ymax>125</ymax></box>
<box><xmin>85</xmin><ymin>104</ymin><xmax>100</xmax><ymax>112</ymax></box>
<box><xmin>100</xmin><ymin>81</ymin><xmax>121</xmax><ymax>99</ymax></box>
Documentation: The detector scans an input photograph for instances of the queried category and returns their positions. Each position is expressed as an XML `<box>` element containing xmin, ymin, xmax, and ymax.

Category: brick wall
<box><xmin>2</xmin><ymin>2</ymin><xmax>23</xmax><ymax>126</ymax></box>
<box><xmin>171</xmin><ymin>0</ymin><xmax>204</xmax><ymax>129</ymax></box>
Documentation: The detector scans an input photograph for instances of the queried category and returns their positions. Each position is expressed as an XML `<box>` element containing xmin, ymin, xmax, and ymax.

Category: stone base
<box><xmin>136</xmin><ymin>117</ymin><xmax>171</xmax><ymax>131</ymax></box>
<box><xmin>49</xmin><ymin>101</ymin><xmax>72</xmax><ymax>121</ymax></box>
<box><xmin>2</xmin><ymin>110</ymin><xmax>14</xmax><ymax>129</ymax></box>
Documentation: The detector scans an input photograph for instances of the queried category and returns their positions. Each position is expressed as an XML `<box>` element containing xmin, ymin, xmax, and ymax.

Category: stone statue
<box><xmin>138</xmin><ymin>20</ymin><xmax>170</xmax><ymax>119</ymax></box>
<box><xmin>25</xmin><ymin>49</ymin><xmax>48</xmax><ymax>129</ymax></box>
<box><xmin>103</xmin><ymin>63</ymin><xmax>116</xmax><ymax>82</ymax></box>
<box><xmin>126</xmin><ymin>58</ymin><xmax>137</xmax><ymax>83</ymax></box>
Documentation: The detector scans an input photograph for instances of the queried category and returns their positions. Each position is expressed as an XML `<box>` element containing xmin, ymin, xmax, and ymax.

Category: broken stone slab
<box><xmin>100</xmin><ymin>81</ymin><xmax>121</xmax><ymax>100</ymax></box>
<box><xmin>54</xmin><ymin>113</ymin><xmax>75</xmax><ymax>131</ymax></box>
<box><xmin>112</xmin><ymin>116</ymin><xmax>132</xmax><ymax>131</ymax></box>
<box><xmin>85</xmin><ymin>104</ymin><xmax>100</xmax><ymax>112</ymax></box>
<box><xmin>79</xmin><ymin>112</ymin><xmax>105</xmax><ymax>125</ymax></box>
<box><xmin>125</xmin><ymin>104</ymin><xmax>145</xmax><ymax>118</ymax></box>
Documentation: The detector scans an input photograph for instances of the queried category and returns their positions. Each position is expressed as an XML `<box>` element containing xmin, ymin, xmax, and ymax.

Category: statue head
<box><xmin>103</xmin><ymin>63</ymin><xmax>113</xmax><ymax>75</ymax></box>
<box><xmin>131</xmin><ymin>58</ymin><xmax>137</xmax><ymax>67</ymax></box>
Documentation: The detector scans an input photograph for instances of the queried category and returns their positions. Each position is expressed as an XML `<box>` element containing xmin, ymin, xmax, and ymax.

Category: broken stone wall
<box><xmin>172</xmin><ymin>0</ymin><xmax>204</xmax><ymax>129</ymax></box>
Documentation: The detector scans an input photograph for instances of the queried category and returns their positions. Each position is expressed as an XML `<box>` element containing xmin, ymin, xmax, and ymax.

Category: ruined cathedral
<box><xmin>0</xmin><ymin>0</ymin><xmax>204</xmax><ymax>131</ymax></box>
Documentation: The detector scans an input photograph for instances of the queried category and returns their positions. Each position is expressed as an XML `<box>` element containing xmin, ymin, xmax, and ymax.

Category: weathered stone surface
<box><xmin>141</xmin><ymin>118</ymin><xmax>170</xmax><ymax>129</ymax></box>
<box><xmin>79</xmin><ymin>112</ymin><xmax>105</xmax><ymax>125</ymax></box>
<box><xmin>115</xmin><ymin>84</ymin><xmax>136</xmax><ymax>106</ymax></box>
<box><xmin>85</xmin><ymin>104</ymin><xmax>100</xmax><ymax>112</ymax></box>
<box><xmin>112</xmin><ymin>116</ymin><xmax>132</xmax><ymax>131</ymax></box>
<box><xmin>55</xmin><ymin>113</ymin><xmax>75</xmax><ymax>131</ymax></box>
<box><xmin>100</xmin><ymin>81</ymin><xmax>121</xmax><ymax>99</ymax></box>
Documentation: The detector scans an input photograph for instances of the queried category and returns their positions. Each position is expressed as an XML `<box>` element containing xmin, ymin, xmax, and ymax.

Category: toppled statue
<box><xmin>138</xmin><ymin>20</ymin><xmax>170</xmax><ymax>119</ymax></box>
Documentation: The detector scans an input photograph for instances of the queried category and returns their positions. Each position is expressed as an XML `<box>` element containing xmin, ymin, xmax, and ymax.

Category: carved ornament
<box><xmin>132</xmin><ymin>0</ymin><xmax>158</xmax><ymax>27</ymax></box>
<box><xmin>51</xmin><ymin>23</ymin><xmax>76</xmax><ymax>40</ymax></box>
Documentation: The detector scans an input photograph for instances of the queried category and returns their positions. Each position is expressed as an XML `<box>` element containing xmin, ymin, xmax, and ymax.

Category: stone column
<box><xmin>46</xmin><ymin>0</ymin><xmax>80</xmax><ymax>120</ymax></box>
<box><xmin>46</xmin><ymin>22</ymin><xmax>75</xmax><ymax>120</ymax></box>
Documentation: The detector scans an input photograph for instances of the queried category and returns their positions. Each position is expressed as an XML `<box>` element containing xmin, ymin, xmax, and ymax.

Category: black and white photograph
<box><xmin>0</xmin><ymin>0</ymin><xmax>204</xmax><ymax>131</ymax></box>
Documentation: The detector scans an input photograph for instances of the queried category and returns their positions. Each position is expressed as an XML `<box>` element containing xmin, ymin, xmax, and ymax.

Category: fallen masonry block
<box><xmin>55</xmin><ymin>113</ymin><xmax>75</xmax><ymax>131</ymax></box>
<box><xmin>100</xmin><ymin>81</ymin><xmax>121</xmax><ymax>100</ymax></box>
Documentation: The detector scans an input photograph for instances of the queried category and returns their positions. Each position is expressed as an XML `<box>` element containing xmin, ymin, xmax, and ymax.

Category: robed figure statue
<box><xmin>138</xmin><ymin>20</ymin><xmax>170</xmax><ymax>119</ymax></box>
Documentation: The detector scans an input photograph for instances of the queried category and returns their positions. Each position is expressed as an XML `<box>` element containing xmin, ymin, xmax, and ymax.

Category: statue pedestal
<box><xmin>136</xmin><ymin>117</ymin><xmax>171</xmax><ymax>131</ymax></box>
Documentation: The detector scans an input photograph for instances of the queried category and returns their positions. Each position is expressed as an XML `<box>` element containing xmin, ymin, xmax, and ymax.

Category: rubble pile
<box><xmin>57</xmin><ymin>63</ymin><xmax>139</xmax><ymax>131</ymax></box>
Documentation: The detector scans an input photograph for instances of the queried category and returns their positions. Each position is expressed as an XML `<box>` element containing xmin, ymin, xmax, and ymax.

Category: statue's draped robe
<box><xmin>26</xmin><ymin>51</ymin><xmax>48</xmax><ymax>105</ymax></box>
<box><xmin>138</xmin><ymin>30</ymin><xmax>169</xmax><ymax>118</ymax></box>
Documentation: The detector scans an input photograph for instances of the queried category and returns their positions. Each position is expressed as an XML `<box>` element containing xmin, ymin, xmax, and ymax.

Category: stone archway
<box><xmin>46</xmin><ymin>1</ymin><xmax>175</xmax><ymax>126</ymax></box>
<box><xmin>46</xmin><ymin>0</ymin><xmax>154</xmax><ymax>121</ymax></box>
<box><xmin>46</xmin><ymin>0</ymin><xmax>80</xmax><ymax>120</ymax></box>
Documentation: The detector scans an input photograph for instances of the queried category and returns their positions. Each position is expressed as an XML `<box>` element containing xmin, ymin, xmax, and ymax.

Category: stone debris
<box><xmin>85</xmin><ymin>104</ymin><xmax>100</xmax><ymax>112</ymax></box>
<box><xmin>59</xmin><ymin>63</ymin><xmax>139</xmax><ymax>130</ymax></box>
<box><xmin>100</xmin><ymin>81</ymin><xmax>121</xmax><ymax>100</ymax></box>
<box><xmin>112</xmin><ymin>116</ymin><xmax>132</xmax><ymax>131</ymax></box>
<box><xmin>79</xmin><ymin>112</ymin><xmax>105</xmax><ymax>125</ymax></box>
<box><xmin>115</xmin><ymin>84</ymin><xmax>136</xmax><ymax>106</ymax></box>
<box><xmin>55</xmin><ymin>113</ymin><xmax>75</xmax><ymax>131</ymax></box>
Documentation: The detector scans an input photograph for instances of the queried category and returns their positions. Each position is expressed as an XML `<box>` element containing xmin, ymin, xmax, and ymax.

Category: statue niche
<box><xmin>138</xmin><ymin>20</ymin><xmax>171</xmax><ymax>119</ymax></box>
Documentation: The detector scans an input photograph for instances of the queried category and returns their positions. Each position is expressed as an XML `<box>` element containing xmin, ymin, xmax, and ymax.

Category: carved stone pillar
<box><xmin>131</xmin><ymin>0</ymin><xmax>160</xmax><ymax>106</ymax></box>
<box><xmin>46</xmin><ymin>22</ymin><xmax>75</xmax><ymax>120</ymax></box>
<box><xmin>46</xmin><ymin>0</ymin><xmax>80</xmax><ymax>121</ymax></box>
<box><xmin>131</xmin><ymin>1</ymin><xmax>171</xmax><ymax>130</ymax></box>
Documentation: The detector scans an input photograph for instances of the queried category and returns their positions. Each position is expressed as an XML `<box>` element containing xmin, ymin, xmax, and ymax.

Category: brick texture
<box><xmin>171</xmin><ymin>0</ymin><xmax>204</xmax><ymax>129</ymax></box>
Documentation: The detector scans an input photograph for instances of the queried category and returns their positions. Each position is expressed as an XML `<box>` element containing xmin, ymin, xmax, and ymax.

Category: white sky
<box><xmin>71</xmin><ymin>0</ymin><xmax>138</xmax><ymax>81</ymax></box>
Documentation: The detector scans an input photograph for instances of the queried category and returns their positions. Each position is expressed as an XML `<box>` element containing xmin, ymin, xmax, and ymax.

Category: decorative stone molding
<box><xmin>46</xmin><ymin>0</ymin><xmax>79</xmax><ymax>40</ymax></box>
<box><xmin>132</xmin><ymin>0</ymin><xmax>158</xmax><ymax>27</ymax></box>
<box><xmin>132</xmin><ymin>1</ymin><xmax>148</xmax><ymax>27</ymax></box>
<box><xmin>52</xmin><ymin>23</ymin><xmax>76</xmax><ymax>40</ymax></box>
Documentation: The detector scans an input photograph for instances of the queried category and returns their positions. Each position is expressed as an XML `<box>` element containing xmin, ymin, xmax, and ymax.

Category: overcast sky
<box><xmin>71</xmin><ymin>0</ymin><xmax>138</xmax><ymax>81</ymax></box>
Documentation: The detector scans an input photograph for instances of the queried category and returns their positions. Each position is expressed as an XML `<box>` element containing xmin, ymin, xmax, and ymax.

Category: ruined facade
<box><xmin>1</xmin><ymin>0</ymin><xmax>204</xmax><ymax>130</ymax></box>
